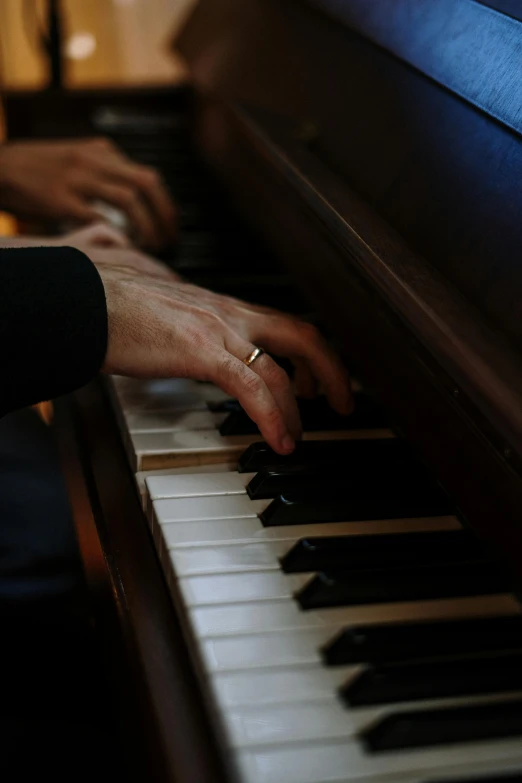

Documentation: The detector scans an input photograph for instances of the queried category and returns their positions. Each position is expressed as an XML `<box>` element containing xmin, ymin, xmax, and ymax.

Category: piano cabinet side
<box><xmin>53</xmin><ymin>383</ymin><xmax>233</xmax><ymax>783</ymax></box>
<box><xmin>192</xmin><ymin>96</ymin><xmax>522</xmax><ymax>599</ymax></box>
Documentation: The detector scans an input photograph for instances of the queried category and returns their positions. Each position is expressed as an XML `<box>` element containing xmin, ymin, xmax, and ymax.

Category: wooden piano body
<box><xmin>5</xmin><ymin>1</ymin><xmax>522</xmax><ymax>781</ymax></box>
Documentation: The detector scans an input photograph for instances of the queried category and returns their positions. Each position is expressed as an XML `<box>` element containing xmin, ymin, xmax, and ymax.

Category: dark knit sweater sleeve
<box><xmin>0</xmin><ymin>246</ymin><xmax>108</xmax><ymax>417</ymax></box>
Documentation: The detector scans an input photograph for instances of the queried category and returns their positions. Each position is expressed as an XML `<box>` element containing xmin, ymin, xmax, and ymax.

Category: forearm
<box><xmin>0</xmin><ymin>246</ymin><xmax>108</xmax><ymax>417</ymax></box>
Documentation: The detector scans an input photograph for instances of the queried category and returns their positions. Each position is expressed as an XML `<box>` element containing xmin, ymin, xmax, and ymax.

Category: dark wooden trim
<box><xmin>229</xmin><ymin>104</ymin><xmax>522</xmax><ymax>459</ymax></box>
<box><xmin>54</xmin><ymin>381</ymin><xmax>232</xmax><ymax>783</ymax></box>
<box><xmin>193</xmin><ymin>96</ymin><xmax>522</xmax><ymax>594</ymax></box>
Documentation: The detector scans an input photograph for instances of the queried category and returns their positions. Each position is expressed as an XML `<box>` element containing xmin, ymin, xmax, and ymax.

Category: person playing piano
<box><xmin>0</xmin><ymin>137</ymin><xmax>350</xmax><ymax>776</ymax></box>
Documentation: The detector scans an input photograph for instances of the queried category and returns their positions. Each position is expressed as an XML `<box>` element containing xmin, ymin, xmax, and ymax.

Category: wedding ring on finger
<box><xmin>243</xmin><ymin>347</ymin><xmax>265</xmax><ymax>367</ymax></box>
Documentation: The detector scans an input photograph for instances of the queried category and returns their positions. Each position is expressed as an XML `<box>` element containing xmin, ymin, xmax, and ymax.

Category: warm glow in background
<box><xmin>0</xmin><ymin>1</ymin><xmax>197</xmax><ymax>234</ymax></box>
<box><xmin>0</xmin><ymin>0</ymin><xmax>197</xmax><ymax>89</ymax></box>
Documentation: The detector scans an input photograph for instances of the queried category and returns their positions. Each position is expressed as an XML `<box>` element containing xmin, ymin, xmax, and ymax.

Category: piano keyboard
<box><xmin>112</xmin><ymin>374</ymin><xmax>522</xmax><ymax>783</ymax></box>
<box><xmin>110</xmin><ymin>376</ymin><xmax>392</xmax><ymax>471</ymax></box>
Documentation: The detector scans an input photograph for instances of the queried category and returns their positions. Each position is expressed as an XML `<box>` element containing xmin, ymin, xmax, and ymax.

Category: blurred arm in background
<box><xmin>0</xmin><ymin>137</ymin><xmax>178</xmax><ymax>250</ymax></box>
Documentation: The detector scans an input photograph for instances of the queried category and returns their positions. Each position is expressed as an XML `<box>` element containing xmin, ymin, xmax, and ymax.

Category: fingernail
<box><xmin>281</xmin><ymin>434</ymin><xmax>295</xmax><ymax>453</ymax></box>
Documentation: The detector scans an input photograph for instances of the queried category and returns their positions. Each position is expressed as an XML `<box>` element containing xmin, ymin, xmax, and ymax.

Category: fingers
<box><xmin>249</xmin><ymin>317</ymin><xmax>353</xmax><ymax>415</ymax></box>
<box><xmin>86</xmin><ymin>143</ymin><xmax>177</xmax><ymax>246</ymax></box>
<box><xmin>80</xmin><ymin>181</ymin><xmax>158</xmax><ymax>249</ymax></box>
<box><xmin>293</xmin><ymin>357</ymin><xmax>317</xmax><ymax>399</ymax></box>
<box><xmin>58</xmin><ymin>193</ymin><xmax>103</xmax><ymax>226</ymax></box>
<box><xmin>226</xmin><ymin>335</ymin><xmax>302</xmax><ymax>441</ymax></box>
<box><xmin>213</xmin><ymin>350</ymin><xmax>296</xmax><ymax>455</ymax></box>
<box><xmin>127</xmin><ymin>165</ymin><xmax>178</xmax><ymax>244</ymax></box>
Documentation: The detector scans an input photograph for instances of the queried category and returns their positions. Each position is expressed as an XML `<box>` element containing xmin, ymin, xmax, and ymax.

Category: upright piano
<box><xmin>5</xmin><ymin>1</ymin><xmax>522</xmax><ymax>781</ymax></box>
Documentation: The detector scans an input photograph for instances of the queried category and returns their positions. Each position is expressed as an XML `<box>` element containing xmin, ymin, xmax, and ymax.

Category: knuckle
<box><xmin>186</xmin><ymin>327</ymin><xmax>212</xmax><ymax>354</ymax></box>
<box><xmin>201</xmin><ymin>310</ymin><xmax>225</xmax><ymax>330</ymax></box>
<box><xmin>68</xmin><ymin>148</ymin><xmax>88</xmax><ymax>167</ymax></box>
<box><xmin>217</xmin><ymin>353</ymin><xmax>241</xmax><ymax>384</ymax></box>
<box><xmin>287</xmin><ymin>319</ymin><xmax>322</xmax><ymax>350</ymax></box>
<box><xmin>138</xmin><ymin>166</ymin><xmax>161</xmax><ymax>187</ymax></box>
<box><xmin>299</xmin><ymin>321</ymin><xmax>321</xmax><ymax>342</ymax></box>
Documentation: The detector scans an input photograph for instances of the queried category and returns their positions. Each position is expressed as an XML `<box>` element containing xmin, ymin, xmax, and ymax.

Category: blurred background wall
<box><xmin>0</xmin><ymin>0</ymin><xmax>197</xmax><ymax>89</ymax></box>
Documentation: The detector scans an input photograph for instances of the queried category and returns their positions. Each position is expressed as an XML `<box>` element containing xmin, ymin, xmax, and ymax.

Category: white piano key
<box><xmin>210</xmin><ymin>665</ymin><xmax>352</xmax><ymax>709</ymax></box>
<box><xmin>225</xmin><ymin>694</ymin><xmax>522</xmax><ymax>750</ymax></box>
<box><xmin>179</xmin><ymin>570</ymin><xmax>308</xmax><ymax>607</ymax></box>
<box><xmin>132</xmin><ymin>428</ymin><xmax>393</xmax><ymax>470</ymax></box>
<box><xmin>154</xmin><ymin>494</ymin><xmax>269</xmax><ymax>522</ymax></box>
<box><xmin>237</xmin><ymin>733</ymin><xmax>522</xmax><ymax>783</ymax></box>
<box><xmin>147</xmin><ymin>471</ymin><xmax>254</xmax><ymax>501</ymax></box>
<box><xmin>137</xmin><ymin>464</ymin><xmax>236</xmax><ymax>511</ymax></box>
<box><xmin>125</xmin><ymin>408</ymin><xmax>226</xmax><ymax>433</ymax></box>
<box><xmin>201</xmin><ymin>629</ymin><xmax>326</xmax><ymax>671</ymax></box>
<box><xmin>136</xmin><ymin>468</ymin><xmax>179</xmax><ymax>510</ymax></box>
<box><xmin>157</xmin><ymin>513</ymin><xmax>460</xmax><ymax>550</ymax></box>
<box><xmin>140</xmin><ymin>463</ymin><xmax>238</xmax><ymax>528</ymax></box>
<box><xmin>159</xmin><ymin>516</ymin><xmax>264</xmax><ymax>549</ymax></box>
<box><xmin>170</xmin><ymin>541</ymin><xmax>288</xmax><ymax>576</ymax></box>
<box><xmin>226</xmin><ymin>699</ymin><xmax>357</xmax><ymax>747</ymax></box>
<box><xmin>130</xmin><ymin>430</ymin><xmax>251</xmax><ymax>470</ymax></box>
<box><xmin>190</xmin><ymin>599</ymin><xmax>379</xmax><ymax>638</ymax></box>
<box><xmin>189</xmin><ymin>595</ymin><xmax>520</xmax><ymax>638</ymax></box>
<box><xmin>166</xmin><ymin>515</ymin><xmax>464</xmax><ymax>576</ymax></box>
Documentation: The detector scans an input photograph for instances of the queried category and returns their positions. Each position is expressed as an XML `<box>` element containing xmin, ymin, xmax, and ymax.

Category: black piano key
<box><xmin>247</xmin><ymin>464</ymin><xmax>348</xmax><ymax>499</ymax></box>
<box><xmin>261</xmin><ymin>483</ymin><xmax>450</xmax><ymax>525</ymax></box>
<box><xmin>297</xmin><ymin>561</ymin><xmax>508</xmax><ymax>610</ymax></box>
<box><xmin>323</xmin><ymin>615</ymin><xmax>522</xmax><ymax>666</ymax></box>
<box><xmin>238</xmin><ymin>437</ymin><xmax>421</xmax><ymax>473</ymax></box>
<box><xmin>247</xmin><ymin>440</ymin><xmax>446</xmax><ymax>499</ymax></box>
<box><xmin>342</xmin><ymin>652</ymin><xmax>522</xmax><ymax>706</ymax></box>
<box><xmin>247</xmin><ymin>462</ymin><xmax>429</xmax><ymax>500</ymax></box>
<box><xmin>218</xmin><ymin>393</ymin><xmax>389</xmax><ymax>436</ymax></box>
<box><xmin>363</xmin><ymin>699</ymin><xmax>522</xmax><ymax>752</ymax></box>
<box><xmin>281</xmin><ymin>530</ymin><xmax>482</xmax><ymax>573</ymax></box>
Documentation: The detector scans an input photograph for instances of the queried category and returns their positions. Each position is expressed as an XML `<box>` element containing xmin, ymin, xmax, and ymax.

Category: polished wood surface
<box><xmin>176</xmin><ymin>0</ymin><xmax>522</xmax><ymax>593</ymax></box>
<box><xmin>55</xmin><ymin>380</ymin><xmax>231</xmax><ymax>783</ymax></box>
<box><xmin>179</xmin><ymin>0</ymin><xmax>522</xmax><ymax>353</ymax></box>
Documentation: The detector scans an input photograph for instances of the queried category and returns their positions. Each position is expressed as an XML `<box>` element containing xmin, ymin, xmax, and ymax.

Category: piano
<box><xmin>5</xmin><ymin>1</ymin><xmax>522</xmax><ymax>781</ymax></box>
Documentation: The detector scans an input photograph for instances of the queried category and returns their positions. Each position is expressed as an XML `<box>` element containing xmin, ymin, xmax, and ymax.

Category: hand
<box><xmin>0</xmin><ymin>138</ymin><xmax>177</xmax><ymax>250</ymax></box>
<box><xmin>99</xmin><ymin>269</ymin><xmax>352</xmax><ymax>455</ymax></box>
<box><xmin>90</xmin><ymin>246</ymin><xmax>180</xmax><ymax>281</ymax></box>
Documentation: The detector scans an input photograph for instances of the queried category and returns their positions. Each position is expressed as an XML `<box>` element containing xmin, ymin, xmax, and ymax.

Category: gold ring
<box><xmin>243</xmin><ymin>347</ymin><xmax>265</xmax><ymax>367</ymax></box>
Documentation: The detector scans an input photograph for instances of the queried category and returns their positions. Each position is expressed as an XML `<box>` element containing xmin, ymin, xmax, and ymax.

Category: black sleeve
<box><xmin>0</xmin><ymin>246</ymin><xmax>108</xmax><ymax>417</ymax></box>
